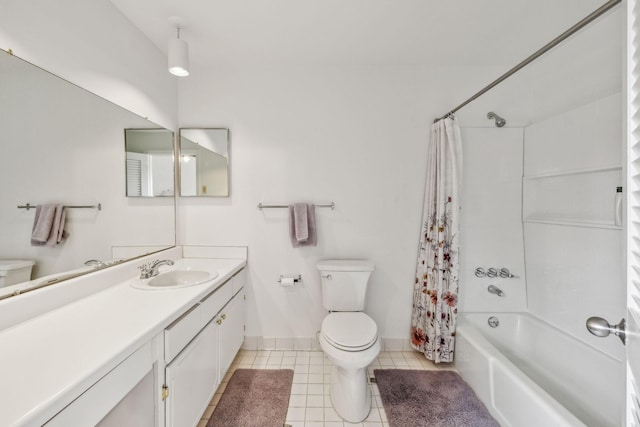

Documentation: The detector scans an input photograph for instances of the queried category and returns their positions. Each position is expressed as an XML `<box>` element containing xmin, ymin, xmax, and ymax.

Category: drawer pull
<box><xmin>221</xmin><ymin>314</ymin><xmax>227</xmax><ymax>320</ymax></box>
<box><xmin>216</xmin><ymin>318</ymin><xmax>223</xmax><ymax>325</ymax></box>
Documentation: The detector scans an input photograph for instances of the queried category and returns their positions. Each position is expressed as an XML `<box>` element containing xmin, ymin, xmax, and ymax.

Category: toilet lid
<box><xmin>322</xmin><ymin>312</ymin><xmax>378</xmax><ymax>351</ymax></box>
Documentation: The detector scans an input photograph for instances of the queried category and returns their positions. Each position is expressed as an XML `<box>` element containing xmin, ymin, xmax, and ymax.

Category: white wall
<box><xmin>0</xmin><ymin>1</ymin><xmax>621</xmax><ymax>357</ymax></box>
<box><xmin>523</xmin><ymin>93</ymin><xmax>625</xmax><ymax>361</ymax></box>
<box><xmin>0</xmin><ymin>0</ymin><xmax>177</xmax><ymax>129</ymax></box>
<box><xmin>177</xmin><ymin>65</ymin><xmax>504</xmax><ymax>346</ymax></box>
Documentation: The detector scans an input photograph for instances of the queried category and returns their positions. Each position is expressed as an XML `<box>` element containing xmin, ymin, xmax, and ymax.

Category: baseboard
<box><xmin>242</xmin><ymin>336</ymin><xmax>411</xmax><ymax>352</ymax></box>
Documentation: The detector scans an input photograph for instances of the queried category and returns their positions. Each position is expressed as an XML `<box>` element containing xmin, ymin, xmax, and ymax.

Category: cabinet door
<box><xmin>218</xmin><ymin>289</ymin><xmax>245</xmax><ymax>379</ymax></box>
<box><xmin>165</xmin><ymin>319</ymin><xmax>219</xmax><ymax>427</ymax></box>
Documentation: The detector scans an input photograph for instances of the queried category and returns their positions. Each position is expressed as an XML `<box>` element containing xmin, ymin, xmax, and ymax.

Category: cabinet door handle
<box><xmin>221</xmin><ymin>314</ymin><xmax>227</xmax><ymax>320</ymax></box>
<box><xmin>216</xmin><ymin>318</ymin><xmax>223</xmax><ymax>325</ymax></box>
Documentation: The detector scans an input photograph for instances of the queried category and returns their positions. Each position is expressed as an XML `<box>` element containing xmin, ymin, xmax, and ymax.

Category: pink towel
<box><xmin>289</xmin><ymin>204</ymin><xmax>317</xmax><ymax>247</ymax></box>
<box><xmin>31</xmin><ymin>204</ymin><xmax>69</xmax><ymax>247</ymax></box>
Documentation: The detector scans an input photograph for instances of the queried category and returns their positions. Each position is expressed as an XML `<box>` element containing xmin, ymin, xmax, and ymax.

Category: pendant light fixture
<box><xmin>168</xmin><ymin>26</ymin><xmax>189</xmax><ymax>77</ymax></box>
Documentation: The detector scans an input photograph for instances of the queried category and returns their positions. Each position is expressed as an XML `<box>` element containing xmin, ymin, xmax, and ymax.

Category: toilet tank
<box><xmin>0</xmin><ymin>260</ymin><xmax>34</xmax><ymax>288</ymax></box>
<box><xmin>316</xmin><ymin>260</ymin><xmax>374</xmax><ymax>311</ymax></box>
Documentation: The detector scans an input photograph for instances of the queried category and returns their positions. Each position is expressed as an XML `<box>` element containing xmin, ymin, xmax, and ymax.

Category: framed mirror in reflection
<box><xmin>0</xmin><ymin>50</ymin><xmax>176</xmax><ymax>299</ymax></box>
<box><xmin>125</xmin><ymin>129</ymin><xmax>175</xmax><ymax>197</ymax></box>
<box><xmin>179</xmin><ymin>128</ymin><xmax>230</xmax><ymax>197</ymax></box>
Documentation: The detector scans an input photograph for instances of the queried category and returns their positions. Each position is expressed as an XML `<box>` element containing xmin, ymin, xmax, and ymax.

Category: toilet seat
<box><xmin>321</xmin><ymin>312</ymin><xmax>378</xmax><ymax>352</ymax></box>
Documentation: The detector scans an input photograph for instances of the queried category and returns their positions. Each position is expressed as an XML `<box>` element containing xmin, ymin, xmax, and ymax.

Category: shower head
<box><xmin>487</xmin><ymin>112</ymin><xmax>506</xmax><ymax>127</ymax></box>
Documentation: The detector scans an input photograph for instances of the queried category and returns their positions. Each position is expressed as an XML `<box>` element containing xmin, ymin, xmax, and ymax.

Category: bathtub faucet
<box><xmin>487</xmin><ymin>285</ymin><xmax>505</xmax><ymax>297</ymax></box>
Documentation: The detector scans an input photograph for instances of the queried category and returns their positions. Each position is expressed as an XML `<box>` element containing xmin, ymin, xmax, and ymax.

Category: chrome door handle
<box><xmin>586</xmin><ymin>316</ymin><xmax>626</xmax><ymax>345</ymax></box>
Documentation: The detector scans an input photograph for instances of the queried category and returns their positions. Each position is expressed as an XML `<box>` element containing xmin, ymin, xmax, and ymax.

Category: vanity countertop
<box><xmin>0</xmin><ymin>257</ymin><xmax>246</xmax><ymax>427</ymax></box>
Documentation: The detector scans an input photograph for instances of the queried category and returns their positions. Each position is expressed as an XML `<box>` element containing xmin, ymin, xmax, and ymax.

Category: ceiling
<box><xmin>110</xmin><ymin>0</ymin><xmax>608</xmax><ymax>69</ymax></box>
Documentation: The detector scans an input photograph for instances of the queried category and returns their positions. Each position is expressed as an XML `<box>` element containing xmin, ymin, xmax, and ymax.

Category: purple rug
<box><xmin>374</xmin><ymin>369</ymin><xmax>500</xmax><ymax>427</ymax></box>
<box><xmin>207</xmin><ymin>369</ymin><xmax>293</xmax><ymax>427</ymax></box>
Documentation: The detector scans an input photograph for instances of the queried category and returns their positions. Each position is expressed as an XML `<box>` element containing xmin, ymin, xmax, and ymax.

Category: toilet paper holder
<box><xmin>279</xmin><ymin>275</ymin><xmax>301</xmax><ymax>283</ymax></box>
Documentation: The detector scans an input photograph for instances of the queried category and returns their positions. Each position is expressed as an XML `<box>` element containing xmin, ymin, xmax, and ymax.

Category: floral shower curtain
<box><xmin>410</xmin><ymin>116</ymin><xmax>462</xmax><ymax>363</ymax></box>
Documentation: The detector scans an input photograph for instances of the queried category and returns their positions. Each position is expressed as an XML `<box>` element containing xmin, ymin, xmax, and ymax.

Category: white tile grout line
<box><xmin>198</xmin><ymin>349</ymin><xmax>451</xmax><ymax>427</ymax></box>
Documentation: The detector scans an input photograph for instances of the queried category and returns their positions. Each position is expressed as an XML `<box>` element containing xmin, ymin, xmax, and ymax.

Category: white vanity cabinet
<box><xmin>164</xmin><ymin>269</ymin><xmax>245</xmax><ymax>427</ymax></box>
<box><xmin>0</xmin><ymin>254</ymin><xmax>247</xmax><ymax>427</ymax></box>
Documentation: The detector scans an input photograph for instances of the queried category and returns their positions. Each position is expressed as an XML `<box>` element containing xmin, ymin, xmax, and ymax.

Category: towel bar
<box><xmin>257</xmin><ymin>202</ymin><xmax>335</xmax><ymax>210</ymax></box>
<box><xmin>18</xmin><ymin>203</ymin><xmax>102</xmax><ymax>211</ymax></box>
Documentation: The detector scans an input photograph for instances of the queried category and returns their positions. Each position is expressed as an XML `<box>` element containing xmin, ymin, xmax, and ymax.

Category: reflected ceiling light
<box><xmin>168</xmin><ymin>26</ymin><xmax>189</xmax><ymax>77</ymax></box>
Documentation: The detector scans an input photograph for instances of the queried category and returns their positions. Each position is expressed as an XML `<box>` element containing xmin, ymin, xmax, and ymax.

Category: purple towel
<box><xmin>292</xmin><ymin>203</ymin><xmax>309</xmax><ymax>242</ymax></box>
<box><xmin>31</xmin><ymin>204</ymin><xmax>69</xmax><ymax>247</ymax></box>
<box><xmin>289</xmin><ymin>204</ymin><xmax>317</xmax><ymax>247</ymax></box>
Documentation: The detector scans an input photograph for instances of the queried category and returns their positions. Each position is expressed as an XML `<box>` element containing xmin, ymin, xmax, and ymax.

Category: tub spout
<box><xmin>487</xmin><ymin>285</ymin><xmax>504</xmax><ymax>297</ymax></box>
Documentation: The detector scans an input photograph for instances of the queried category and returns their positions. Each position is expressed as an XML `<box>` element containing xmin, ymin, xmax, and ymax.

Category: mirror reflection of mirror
<box><xmin>179</xmin><ymin>128</ymin><xmax>230</xmax><ymax>197</ymax></box>
<box><xmin>0</xmin><ymin>50</ymin><xmax>176</xmax><ymax>299</ymax></box>
<box><xmin>125</xmin><ymin>129</ymin><xmax>175</xmax><ymax>197</ymax></box>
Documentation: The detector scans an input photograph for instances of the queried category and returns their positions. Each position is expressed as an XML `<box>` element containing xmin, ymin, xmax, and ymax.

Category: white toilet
<box><xmin>0</xmin><ymin>260</ymin><xmax>34</xmax><ymax>288</ymax></box>
<box><xmin>316</xmin><ymin>259</ymin><xmax>381</xmax><ymax>423</ymax></box>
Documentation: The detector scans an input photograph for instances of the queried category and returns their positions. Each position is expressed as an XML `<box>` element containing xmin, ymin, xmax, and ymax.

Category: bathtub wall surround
<box><xmin>523</xmin><ymin>92</ymin><xmax>624</xmax><ymax>361</ymax></box>
<box><xmin>458</xmin><ymin>93</ymin><xmax>623</xmax><ymax>361</ymax></box>
<box><xmin>458</xmin><ymin>127</ymin><xmax>527</xmax><ymax>313</ymax></box>
<box><xmin>453</xmin><ymin>93</ymin><xmax>624</xmax><ymax>426</ymax></box>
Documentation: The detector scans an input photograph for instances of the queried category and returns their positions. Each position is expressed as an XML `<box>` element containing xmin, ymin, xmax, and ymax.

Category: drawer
<box><xmin>232</xmin><ymin>268</ymin><xmax>246</xmax><ymax>294</ymax></box>
<box><xmin>164</xmin><ymin>303</ymin><xmax>203</xmax><ymax>362</ymax></box>
<box><xmin>200</xmin><ymin>279</ymin><xmax>233</xmax><ymax>324</ymax></box>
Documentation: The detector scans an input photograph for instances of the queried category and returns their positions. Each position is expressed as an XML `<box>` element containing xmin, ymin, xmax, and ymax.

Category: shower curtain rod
<box><xmin>435</xmin><ymin>0</ymin><xmax>621</xmax><ymax>123</ymax></box>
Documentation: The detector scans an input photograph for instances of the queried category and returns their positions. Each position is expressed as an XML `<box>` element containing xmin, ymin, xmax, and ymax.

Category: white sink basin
<box><xmin>131</xmin><ymin>270</ymin><xmax>218</xmax><ymax>290</ymax></box>
<box><xmin>149</xmin><ymin>270</ymin><xmax>215</xmax><ymax>287</ymax></box>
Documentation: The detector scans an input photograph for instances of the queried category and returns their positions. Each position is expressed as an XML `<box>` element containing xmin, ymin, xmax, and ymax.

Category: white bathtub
<box><xmin>455</xmin><ymin>313</ymin><xmax>624</xmax><ymax>427</ymax></box>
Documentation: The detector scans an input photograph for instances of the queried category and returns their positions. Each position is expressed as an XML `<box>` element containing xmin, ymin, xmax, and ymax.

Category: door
<box><xmin>627</xmin><ymin>1</ymin><xmax>640</xmax><ymax>424</ymax></box>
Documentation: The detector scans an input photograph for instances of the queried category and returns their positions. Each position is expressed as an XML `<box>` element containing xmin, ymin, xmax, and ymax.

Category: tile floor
<box><xmin>197</xmin><ymin>349</ymin><xmax>452</xmax><ymax>427</ymax></box>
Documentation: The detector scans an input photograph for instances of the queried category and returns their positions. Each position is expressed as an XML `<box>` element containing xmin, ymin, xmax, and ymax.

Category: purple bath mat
<box><xmin>207</xmin><ymin>369</ymin><xmax>293</xmax><ymax>427</ymax></box>
<box><xmin>374</xmin><ymin>369</ymin><xmax>500</xmax><ymax>427</ymax></box>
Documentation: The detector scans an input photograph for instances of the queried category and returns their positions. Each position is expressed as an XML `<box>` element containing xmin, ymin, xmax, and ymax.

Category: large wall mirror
<box><xmin>179</xmin><ymin>128</ymin><xmax>230</xmax><ymax>197</ymax></box>
<box><xmin>0</xmin><ymin>50</ymin><xmax>176</xmax><ymax>299</ymax></box>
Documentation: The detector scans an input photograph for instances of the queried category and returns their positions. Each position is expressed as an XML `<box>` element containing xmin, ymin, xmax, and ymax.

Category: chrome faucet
<box><xmin>139</xmin><ymin>259</ymin><xmax>175</xmax><ymax>279</ymax></box>
<box><xmin>487</xmin><ymin>285</ymin><xmax>505</xmax><ymax>297</ymax></box>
